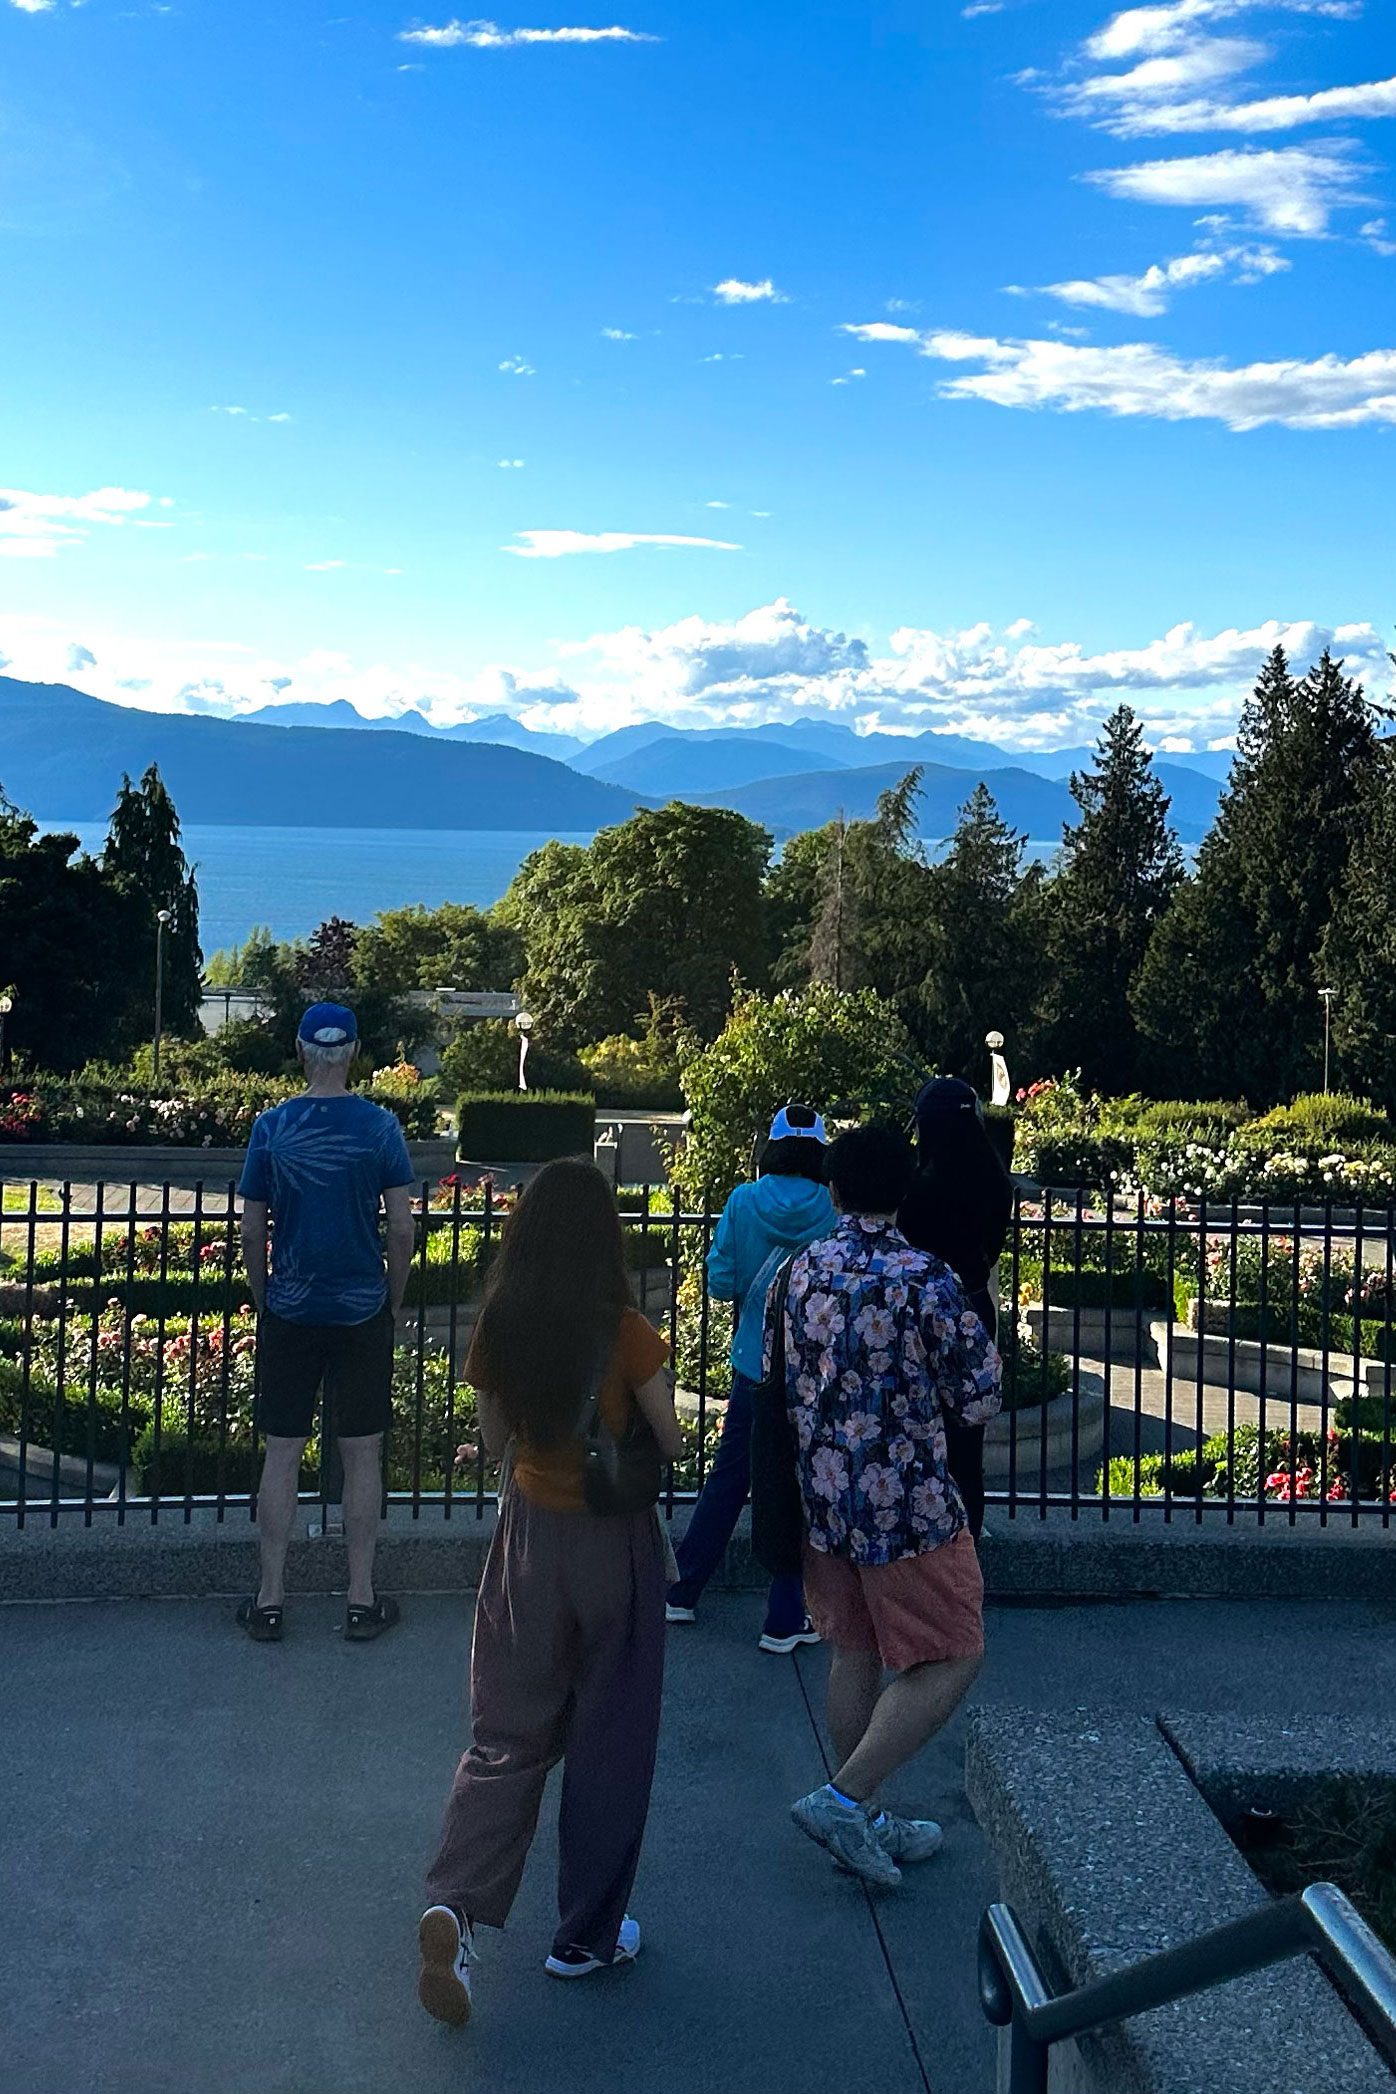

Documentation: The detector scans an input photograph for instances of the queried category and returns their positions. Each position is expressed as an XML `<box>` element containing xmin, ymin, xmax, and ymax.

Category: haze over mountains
<box><xmin>1</xmin><ymin>675</ymin><xmax>1227</xmax><ymax>843</ymax></box>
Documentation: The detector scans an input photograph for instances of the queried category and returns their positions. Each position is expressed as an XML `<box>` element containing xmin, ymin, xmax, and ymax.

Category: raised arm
<box><xmin>383</xmin><ymin>1182</ymin><xmax>415</xmax><ymax>1314</ymax></box>
<box><xmin>241</xmin><ymin>1199</ymin><xmax>269</xmax><ymax>1315</ymax></box>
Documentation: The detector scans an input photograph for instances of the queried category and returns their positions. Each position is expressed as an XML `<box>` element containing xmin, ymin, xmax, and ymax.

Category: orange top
<box><xmin>465</xmin><ymin>1306</ymin><xmax>671</xmax><ymax>1513</ymax></box>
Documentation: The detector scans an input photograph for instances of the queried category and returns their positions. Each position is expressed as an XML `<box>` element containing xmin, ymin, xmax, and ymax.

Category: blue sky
<box><xmin>1</xmin><ymin>0</ymin><xmax>1392</xmax><ymax>750</ymax></box>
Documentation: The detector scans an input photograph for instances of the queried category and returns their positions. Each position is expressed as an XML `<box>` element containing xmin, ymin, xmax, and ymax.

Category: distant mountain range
<box><xmin>241</xmin><ymin>699</ymin><xmax>584</xmax><ymax>761</ymax></box>
<box><xmin>0</xmin><ymin>676</ymin><xmax>1225</xmax><ymax>844</ymax></box>
<box><xmin>0</xmin><ymin>678</ymin><xmax>639</xmax><ymax>831</ymax></box>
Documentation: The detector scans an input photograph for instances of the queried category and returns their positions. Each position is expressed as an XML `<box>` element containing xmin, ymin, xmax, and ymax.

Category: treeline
<box><xmin>0</xmin><ymin>767</ymin><xmax>201</xmax><ymax>1069</ymax></box>
<box><xmin>12</xmin><ymin>642</ymin><xmax>1392</xmax><ymax>1114</ymax></box>
<box><xmin>484</xmin><ymin>642</ymin><xmax>1396</xmax><ymax>1111</ymax></box>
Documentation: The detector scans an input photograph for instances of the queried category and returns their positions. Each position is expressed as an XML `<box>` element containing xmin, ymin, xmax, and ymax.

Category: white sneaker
<box><xmin>665</xmin><ymin>1603</ymin><xmax>697</xmax><ymax>1624</ymax></box>
<box><xmin>759</xmin><ymin>1615</ymin><xmax>821</xmax><ymax>1654</ymax></box>
<box><xmin>877</xmin><ymin>1812</ymin><xmax>943</xmax><ymax>1864</ymax></box>
<box><xmin>544</xmin><ymin>1915</ymin><xmax>641</xmax><ymax>1978</ymax></box>
<box><xmin>418</xmin><ymin>1906</ymin><xmax>476</xmax><ymax>2027</ymax></box>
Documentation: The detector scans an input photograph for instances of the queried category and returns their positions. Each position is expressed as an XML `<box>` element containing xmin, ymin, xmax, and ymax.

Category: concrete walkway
<box><xmin>5</xmin><ymin>1589</ymin><xmax>1396</xmax><ymax>2094</ymax></box>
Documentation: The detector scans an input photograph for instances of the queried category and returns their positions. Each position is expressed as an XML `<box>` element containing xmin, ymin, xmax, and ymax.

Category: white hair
<box><xmin>298</xmin><ymin>1037</ymin><xmax>358</xmax><ymax>1072</ymax></box>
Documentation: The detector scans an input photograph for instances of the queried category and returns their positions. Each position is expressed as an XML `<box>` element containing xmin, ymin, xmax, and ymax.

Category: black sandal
<box><xmin>345</xmin><ymin>1595</ymin><xmax>400</xmax><ymax>1641</ymax></box>
<box><xmin>236</xmin><ymin>1597</ymin><xmax>284</xmax><ymax>1642</ymax></box>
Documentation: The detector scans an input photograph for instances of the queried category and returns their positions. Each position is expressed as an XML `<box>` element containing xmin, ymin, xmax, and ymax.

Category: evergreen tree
<box><xmin>1321</xmin><ymin>741</ymin><xmax>1396</xmax><ymax>1109</ymax></box>
<box><xmin>1134</xmin><ymin>646</ymin><xmax>1380</xmax><ymax>1102</ymax></box>
<box><xmin>102</xmin><ymin>765</ymin><xmax>203</xmax><ymax>1044</ymax></box>
<box><xmin>0</xmin><ymin>792</ymin><xmax>140</xmax><ymax>1070</ymax></box>
<box><xmin>915</xmin><ymin>785</ymin><xmax>1045</xmax><ymax>1081</ymax></box>
<box><xmin>1041</xmin><ymin>704</ymin><xmax>1183</xmax><ymax>1092</ymax></box>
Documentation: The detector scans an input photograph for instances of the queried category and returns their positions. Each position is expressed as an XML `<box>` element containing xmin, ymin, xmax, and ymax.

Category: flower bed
<box><xmin>1099</xmin><ymin>1423</ymin><xmax>1395</xmax><ymax>1505</ymax></box>
<box><xmin>0</xmin><ymin>1073</ymin><xmax>441</xmax><ymax>1146</ymax></box>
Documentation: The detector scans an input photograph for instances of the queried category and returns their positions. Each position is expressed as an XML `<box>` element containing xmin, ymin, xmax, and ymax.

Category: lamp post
<box><xmin>515</xmin><ymin>1011</ymin><xmax>534</xmax><ymax>1092</ymax></box>
<box><xmin>0</xmin><ymin>991</ymin><xmax>12</xmax><ymax>1077</ymax></box>
<box><xmin>985</xmin><ymin>1030</ymin><xmax>1010</xmax><ymax>1108</ymax></box>
<box><xmin>153</xmin><ymin>909</ymin><xmax>172</xmax><ymax>1083</ymax></box>
<box><xmin>1319</xmin><ymin>987</ymin><xmax>1336</xmax><ymax>1095</ymax></box>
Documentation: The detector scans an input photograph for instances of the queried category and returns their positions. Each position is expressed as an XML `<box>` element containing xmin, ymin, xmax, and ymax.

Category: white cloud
<box><xmin>962</xmin><ymin>2</ymin><xmax>1004</xmax><ymax>14</ymax></box>
<box><xmin>1087</xmin><ymin>145</ymin><xmax>1365</xmax><ymax>234</ymax></box>
<box><xmin>1103</xmin><ymin>73</ymin><xmax>1396</xmax><ymax>136</ymax></box>
<box><xmin>601</xmin><ymin>326</ymin><xmax>636</xmax><ymax>338</ymax></box>
<box><xmin>268</xmin><ymin>411</ymin><xmax>293</xmax><ymax>423</ymax></box>
<box><xmin>1362</xmin><ymin>216</ymin><xmax>1396</xmax><ymax>255</ymax></box>
<box><xmin>0</xmin><ymin>485</ymin><xmax>153</xmax><ymax>560</ymax></box>
<box><xmin>399</xmin><ymin>18</ymin><xmax>657</xmax><ymax>47</ymax></box>
<box><xmin>7</xmin><ymin>1</ymin><xmax>57</xmax><ymax>13</ymax></box>
<box><xmin>498</xmin><ymin>457</ymin><xmax>525</xmax><ymax>467</ymax></box>
<box><xmin>840</xmin><ymin>321</ymin><xmax>924</xmax><ymax>344</ymax></box>
<box><xmin>845</xmin><ymin>320</ymin><xmax>1396</xmax><ymax>427</ymax></box>
<box><xmin>1032</xmin><ymin>239</ymin><xmax>1287</xmax><ymax>314</ymax></box>
<box><xmin>705</xmin><ymin>500</ymin><xmax>730</xmax><ymax>508</ymax></box>
<box><xmin>4</xmin><ymin>600</ymin><xmax>1386</xmax><ymax>752</ymax></box>
<box><xmin>501</xmin><ymin>529</ymin><xmax>743</xmax><ymax>558</ymax></box>
<box><xmin>304</xmin><ymin>560</ymin><xmax>347</xmax><ymax>571</ymax></box>
<box><xmin>498</xmin><ymin>354</ymin><xmax>535</xmax><ymax>375</ymax></box>
<box><xmin>1086</xmin><ymin>2</ymin><xmax>1359</xmax><ymax>65</ymax></box>
<box><xmin>712</xmin><ymin>278</ymin><xmax>787</xmax><ymax>304</ymax></box>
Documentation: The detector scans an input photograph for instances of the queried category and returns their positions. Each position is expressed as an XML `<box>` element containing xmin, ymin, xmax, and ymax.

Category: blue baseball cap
<box><xmin>297</xmin><ymin>1001</ymin><xmax>358</xmax><ymax>1045</ymax></box>
<box><xmin>768</xmin><ymin>1103</ymin><xmax>828</xmax><ymax>1143</ymax></box>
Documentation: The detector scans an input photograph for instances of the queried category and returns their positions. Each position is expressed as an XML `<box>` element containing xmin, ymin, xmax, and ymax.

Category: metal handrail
<box><xmin>979</xmin><ymin>1883</ymin><xmax>1396</xmax><ymax>2094</ymax></box>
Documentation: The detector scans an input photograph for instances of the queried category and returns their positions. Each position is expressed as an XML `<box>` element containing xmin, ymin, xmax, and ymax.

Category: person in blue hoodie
<box><xmin>666</xmin><ymin>1104</ymin><xmax>836</xmax><ymax>1652</ymax></box>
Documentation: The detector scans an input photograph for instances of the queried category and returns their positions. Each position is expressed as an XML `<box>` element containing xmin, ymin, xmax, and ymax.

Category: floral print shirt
<box><xmin>762</xmin><ymin>1215</ymin><xmax>1002</xmax><ymax>1566</ymax></box>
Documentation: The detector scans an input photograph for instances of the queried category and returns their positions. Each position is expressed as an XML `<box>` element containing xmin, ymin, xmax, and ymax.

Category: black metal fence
<box><xmin>1</xmin><ymin>1178</ymin><xmax>1393</xmax><ymax>1528</ymax></box>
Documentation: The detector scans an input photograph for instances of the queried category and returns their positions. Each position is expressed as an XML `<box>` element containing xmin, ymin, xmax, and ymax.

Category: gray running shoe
<box><xmin>878</xmin><ymin>1813</ymin><xmax>943</xmax><ymax>1864</ymax></box>
<box><xmin>790</xmin><ymin>1787</ymin><xmax>902</xmax><ymax>1887</ymax></box>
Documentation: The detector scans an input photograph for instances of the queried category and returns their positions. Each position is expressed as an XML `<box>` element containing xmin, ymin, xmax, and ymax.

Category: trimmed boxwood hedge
<box><xmin>455</xmin><ymin>1091</ymin><xmax>597</xmax><ymax>1164</ymax></box>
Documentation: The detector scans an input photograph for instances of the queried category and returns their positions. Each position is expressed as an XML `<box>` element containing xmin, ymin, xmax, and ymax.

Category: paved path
<box><xmin>5</xmin><ymin>1589</ymin><xmax>1396</xmax><ymax>2094</ymax></box>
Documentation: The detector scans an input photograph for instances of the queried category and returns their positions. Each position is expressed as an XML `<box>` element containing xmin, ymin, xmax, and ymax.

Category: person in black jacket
<box><xmin>896</xmin><ymin>1077</ymin><xmax>1015</xmax><ymax>1538</ymax></box>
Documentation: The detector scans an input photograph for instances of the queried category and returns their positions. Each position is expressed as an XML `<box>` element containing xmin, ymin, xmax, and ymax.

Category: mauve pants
<box><xmin>424</xmin><ymin>1485</ymin><xmax>666</xmax><ymax>1962</ymax></box>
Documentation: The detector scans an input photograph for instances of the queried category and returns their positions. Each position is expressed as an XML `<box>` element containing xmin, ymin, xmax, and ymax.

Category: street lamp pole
<box><xmin>515</xmin><ymin>1011</ymin><xmax>534</xmax><ymax>1092</ymax></box>
<box><xmin>153</xmin><ymin>909</ymin><xmax>172</xmax><ymax>1083</ymax></box>
<box><xmin>0</xmin><ymin>992</ymin><xmax>12</xmax><ymax>1078</ymax></box>
<box><xmin>1318</xmin><ymin>988</ymin><xmax>1336</xmax><ymax>1095</ymax></box>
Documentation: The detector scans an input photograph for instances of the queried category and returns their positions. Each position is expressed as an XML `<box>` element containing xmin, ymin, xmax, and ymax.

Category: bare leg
<box><xmin>833</xmin><ymin>1655</ymin><xmax>981</xmax><ymax>1803</ymax></box>
<box><xmin>338</xmin><ymin>1432</ymin><xmax>384</xmax><ymax>1609</ymax></box>
<box><xmin>827</xmin><ymin>1646</ymin><xmax>884</xmax><ymax>1771</ymax></box>
<box><xmin>255</xmin><ymin>1436</ymin><xmax>308</xmax><ymax>1609</ymax></box>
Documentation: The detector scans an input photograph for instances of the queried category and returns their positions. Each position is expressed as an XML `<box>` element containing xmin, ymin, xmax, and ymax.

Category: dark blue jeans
<box><xmin>667</xmin><ymin>1371</ymin><xmax>806</xmax><ymax>1638</ymax></box>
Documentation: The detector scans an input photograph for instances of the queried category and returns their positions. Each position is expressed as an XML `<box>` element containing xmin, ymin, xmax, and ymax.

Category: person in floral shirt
<box><xmin>763</xmin><ymin>1123</ymin><xmax>1002</xmax><ymax>1889</ymax></box>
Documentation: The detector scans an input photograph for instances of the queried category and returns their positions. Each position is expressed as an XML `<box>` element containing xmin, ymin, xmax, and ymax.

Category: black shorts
<box><xmin>256</xmin><ymin>1305</ymin><xmax>395</xmax><ymax>1441</ymax></box>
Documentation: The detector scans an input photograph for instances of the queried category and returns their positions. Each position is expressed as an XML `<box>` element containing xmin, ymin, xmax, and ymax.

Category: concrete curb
<box><xmin>3</xmin><ymin>1503</ymin><xmax>1393</xmax><ymax>1604</ymax></box>
<box><xmin>966</xmin><ymin>1706</ymin><xmax>1392</xmax><ymax>2094</ymax></box>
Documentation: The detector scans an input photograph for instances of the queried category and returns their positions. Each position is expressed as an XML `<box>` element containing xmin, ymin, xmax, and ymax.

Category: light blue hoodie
<box><xmin>707</xmin><ymin>1173</ymin><xmax>836</xmax><ymax>1381</ymax></box>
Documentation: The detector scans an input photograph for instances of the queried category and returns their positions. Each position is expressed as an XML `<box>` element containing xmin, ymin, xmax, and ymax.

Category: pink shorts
<box><xmin>801</xmin><ymin>1530</ymin><xmax>985</xmax><ymax>1671</ymax></box>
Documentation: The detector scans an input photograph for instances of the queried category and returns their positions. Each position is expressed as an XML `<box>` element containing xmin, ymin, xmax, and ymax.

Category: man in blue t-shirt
<box><xmin>236</xmin><ymin>1002</ymin><xmax>416</xmax><ymax>1644</ymax></box>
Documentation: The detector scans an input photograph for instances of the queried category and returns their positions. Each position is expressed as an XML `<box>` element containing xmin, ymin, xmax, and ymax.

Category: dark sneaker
<box><xmin>791</xmin><ymin>1787</ymin><xmax>902</xmax><ymax>1887</ymax></box>
<box><xmin>235</xmin><ymin>1597</ymin><xmax>284</xmax><ymax>1643</ymax></box>
<box><xmin>544</xmin><ymin>1915</ymin><xmax>641</xmax><ymax>1978</ymax></box>
<box><xmin>418</xmin><ymin>1906</ymin><xmax>475</xmax><ymax>2026</ymax></box>
<box><xmin>345</xmin><ymin>1595</ymin><xmax>400</xmax><ymax>1641</ymax></box>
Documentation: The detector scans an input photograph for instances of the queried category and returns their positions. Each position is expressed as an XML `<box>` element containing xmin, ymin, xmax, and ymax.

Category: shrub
<box><xmin>455</xmin><ymin>1091</ymin><xmax>597</xmax><ymax>1164</ymax></box>
<box><xmin>1245</xmin><ymin>1093</ymin><xmax>1394</xmax><ymax>1148</ymax></box>
<box><xmin>0</xmin><ymin>1071</ymin><xmax>440</xmax><ymax>1146</ymax></box>
<box><xmin>579</xmin><ymin>1033</ymin><xmax>684</xmax><ymax>1110</ymax></box>
<box><xmin>440</xmin><ymin>1021</ymin><xmax>590</xmax><ymax>1099</ymax></box>
<box><xmin>674</xmin><ymin>984</ymin><xmax>925</xmax><ymax>1205</ymax></box>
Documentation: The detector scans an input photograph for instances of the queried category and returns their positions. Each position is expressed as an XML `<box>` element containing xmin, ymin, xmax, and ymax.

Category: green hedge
<box><xmin>456</xmin><ymin>1091</ymin><xmax>596</xmax><ymax>1164</ymax></box>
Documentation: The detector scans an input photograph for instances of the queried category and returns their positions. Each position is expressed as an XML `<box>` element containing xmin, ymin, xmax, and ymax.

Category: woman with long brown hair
<box><xmin>417</xmin><ymin>1157</ymin><xmax>683</xmax><ymax>2028</ymax></box>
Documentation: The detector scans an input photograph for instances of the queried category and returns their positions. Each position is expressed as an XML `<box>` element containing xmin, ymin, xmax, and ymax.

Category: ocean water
<box><xmin>42</xmin><ymin>823</ymin><xmax>596</xmax><ymax>955</ymax></box>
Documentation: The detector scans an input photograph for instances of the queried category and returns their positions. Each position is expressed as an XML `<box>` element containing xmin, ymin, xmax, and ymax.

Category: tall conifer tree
<box><xmin>1042</xmin><ymin>705</ymin><xmax>1183</xmax><ymax>1091</ymax></box>
<box><xmin>103</xmin><ymin>765</ymin><xmax>203</xmax><ymax>1045</ymax></box>
<box><xmin>1133</xmin><ymin>647</ymin><xmax>1379</xmax><ymax>1101</ymax></box>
